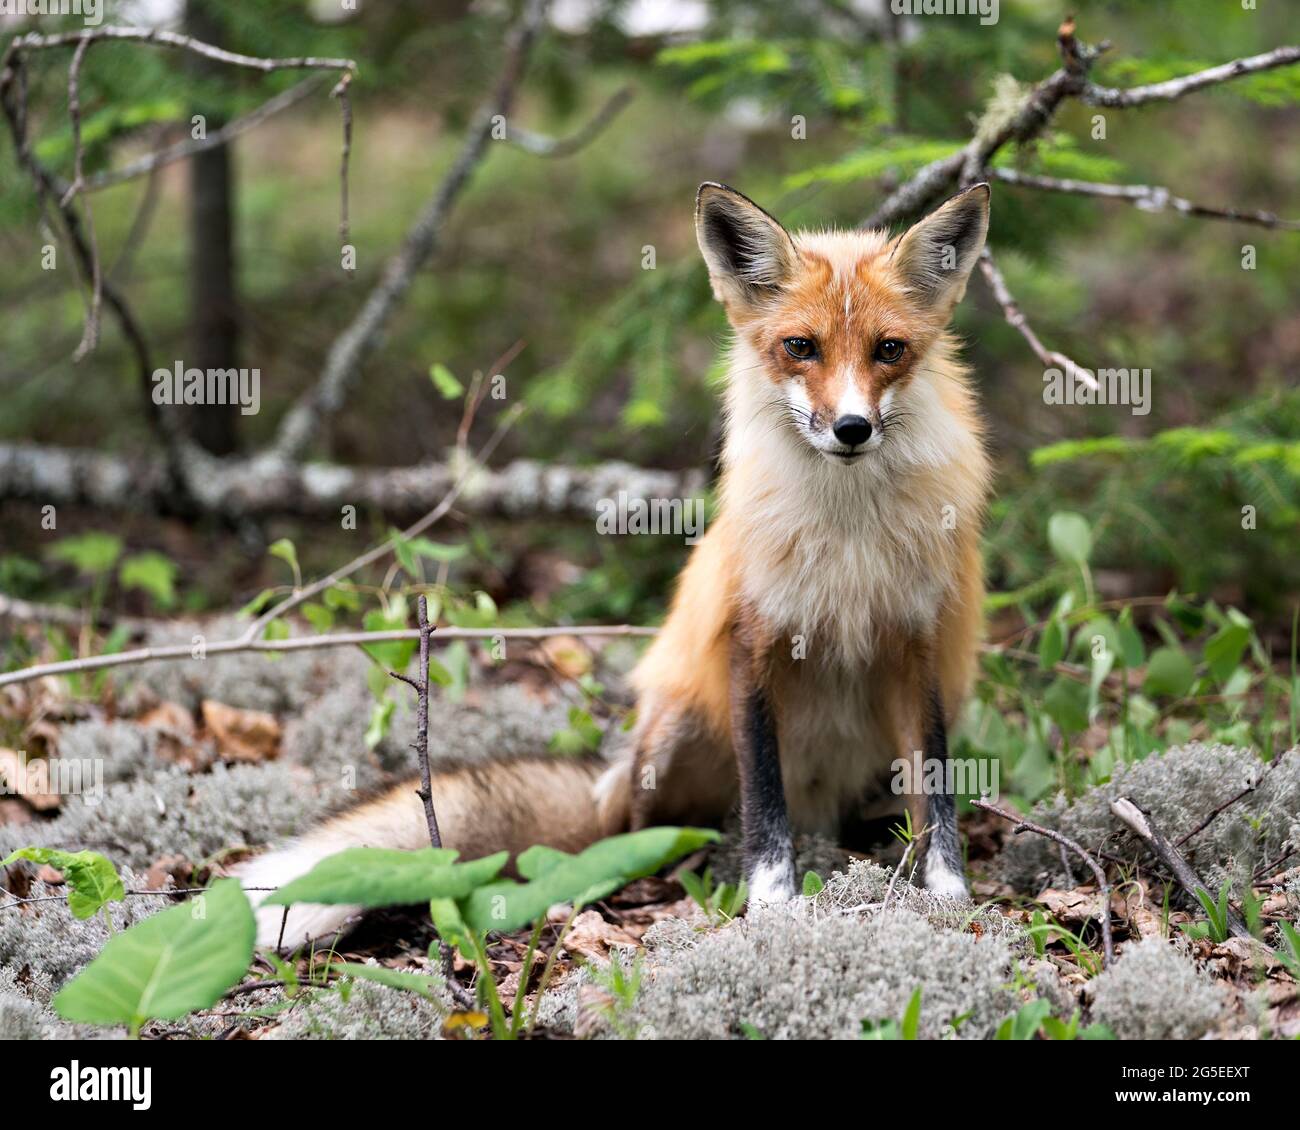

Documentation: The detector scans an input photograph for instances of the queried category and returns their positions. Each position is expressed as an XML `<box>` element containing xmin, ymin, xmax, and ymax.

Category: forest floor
<box><xmin>1</xmin><ymin>618</ymin><xmax>1298</xmax><ymax>1040</ymax></box>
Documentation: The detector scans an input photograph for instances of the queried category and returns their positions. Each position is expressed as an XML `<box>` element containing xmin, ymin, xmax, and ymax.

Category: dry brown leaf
<box><xmin>140</xmin><ymin>701</ymin><xmax>211</xmax><ymax>770</ymax></box>
<box><xmin>200</xmin><ymin>701</ymin><xmax>280</xmax><ymax>763</ymax></box>
<box><xmin>560</xmin><ymin>909</ymin><xmax>639</xmax><ymax>963</ymax></box>
<box><xmin>1036</xmin><ymin>885</ymin><xmax>1102</xmax><ymax>925</ymax></box>
<box><xmin>536</xmin><ymin>635</ymin><xmax>593</xmax><ymax>680</ymax></box>
<box><xmin>143</xmin><ymin>854</ymin><xmax>193</xmax><ymax>891</ymax></box>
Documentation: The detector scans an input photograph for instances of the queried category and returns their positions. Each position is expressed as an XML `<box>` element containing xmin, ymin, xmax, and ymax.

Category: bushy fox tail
<box><xmin>238</xmin><ymin>755</ymin><xmax>629</xmax><ymax>950</ymax></box>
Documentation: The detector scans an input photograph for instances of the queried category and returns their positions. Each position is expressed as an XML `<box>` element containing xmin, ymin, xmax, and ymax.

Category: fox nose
<box><xmin>832</xmin><ymin>414</ymin><xmax>872</xmax><ymax>447</ymax></box>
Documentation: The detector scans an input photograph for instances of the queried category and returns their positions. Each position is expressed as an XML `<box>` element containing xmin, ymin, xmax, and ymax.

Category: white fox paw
<box><xmin>923</xmin><ymin>859</ymin><xmax>970</xmax><ymax>899</ymax></box>
<box><xmin>746</xmin><ymin>858</ymin><xmax>798</xmax><ymax>904</ymax></box>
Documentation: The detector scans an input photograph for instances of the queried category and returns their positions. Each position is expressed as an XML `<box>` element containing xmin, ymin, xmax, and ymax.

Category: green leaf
<box><xmin>46</xmin><ymin>532</ymin><xmax>122</xmax><ymax>576</ymax></box>
<box><xmin>900</xmin><ymin>987</ymin><xmax>922</xmax><ymax>1040</ymax></box>
<box><xmin>362</xmin><ymin>604</ymin><xmax>416</xmax><ymax>671</ymax></box>
<box><xmin>408</xmin><ymin>536</ymin><xmax>467</xmax><ymax>563</ymax></box>
<box><xmin>1203</xmin><ymin>621</ymin><xmax>1251</xmax><ymax>684</ymax></box>
<box><xmin>801</xmin><ymin>870</ymin><xmax>824</xmax><ymax>896</ymax></box>
<box><xmin>1047</xmin><ymin>512</ymin><xmax>1092</xmax><ymax>566</ymax></box>
<box><xmin>429</xmin><ymin>363</ymin><xmax>464</xmax><ymax>400</ymax></box>
<box><xmin>237</xmin><ymin>588</ymin><xmax>277</xmax><ymax>618</ymax></box>
<box><xmin>268</xmin><ymin>538</ymin><xmax>299</xmax><ymax>576</ymax></box>
<box><xmin>301</xmin><ymin>603</ymin><xmax>334</xmax><ymax>633</ymax></box>
<box><xmin>54</xmin><ymin>880</ymin><xmax>254</xmax><ymax>1027</ymax></box>
<box><xmin>322</xmin><ymin>586</ymin><xmax>361</xmax><ymax>612</ymax></box>
<box><xmin>364</xmin><ymin>699</ymin><xmax>394</xmax><ymax>749</ymax></box>
<box><xmin>332</xmin><ymin>962</ymin><xmax>443</xmax><ymax>1000</ymax></box>
<box><xmin>1043</xmin><ymin>676</ymin><xmax>1089</xmax><ymax>736</ymax></box>
<box><xmin>264</xmin><ymin>847</ymin><xmax>510</xmax><ymax>909</ymax></box>
<box><xmin>119</xmin><ymin>552</ymin><xmax>178</xmax><ymax>609</ymax></box>
<box><xmin>2</xmin><ymin>848</ymin><xmax>124</xmax><ymax>919</ymax></box>
<box><xmin>1038</xmin><ymin>618</ymin><xmax>1065</xmax><ymax>669</ymax></box>
<box><xmin>1144</xmin><ymin>646</ymin><xmax>1195</xmax><ymax>698</ymax></box>
<box><xmin>459</xmin><ymin>827</ymin><xmax>720</xmax><ymax>935</ymax></box>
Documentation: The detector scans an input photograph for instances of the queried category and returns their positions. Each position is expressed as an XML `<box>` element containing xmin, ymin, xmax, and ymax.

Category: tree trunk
<box><xmin>186</xmin><ymin>0</ymin><xmax>241</xmax><ymax>456</ymax></box>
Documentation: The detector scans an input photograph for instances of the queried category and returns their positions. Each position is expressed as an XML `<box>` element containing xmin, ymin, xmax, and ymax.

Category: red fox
<box><xmin>239</xmin><ymin>182</ymin><xmax>993</xmax><ymax>947</ymax></box>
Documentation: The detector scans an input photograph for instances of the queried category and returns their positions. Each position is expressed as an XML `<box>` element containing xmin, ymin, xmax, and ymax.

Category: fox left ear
<box><xmin>891</xmin><ymin>183</ymin><xmax>990</xmax><ymax>313</ymax></box>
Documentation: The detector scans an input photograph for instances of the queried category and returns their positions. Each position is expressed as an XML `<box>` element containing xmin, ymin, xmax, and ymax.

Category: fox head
<box><xmin>695</xmin><ymin>181</ymin><xmax>989</xmax><ymax>467</ymax></box>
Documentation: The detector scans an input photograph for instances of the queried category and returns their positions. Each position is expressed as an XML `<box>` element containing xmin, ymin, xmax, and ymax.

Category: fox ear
<box><xmin>892</xmin><ymin>183</ymin><xmax>990</xmax><ymax>312</ymax></box>
<box><xmin>695</xmin><ymin>182</ymin><xmax>796</xmax><ymax>309</ymax></box>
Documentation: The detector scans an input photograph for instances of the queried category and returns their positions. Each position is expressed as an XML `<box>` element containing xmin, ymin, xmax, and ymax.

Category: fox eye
<box><xmin>874</xmin><ymin>339</ymin><xmax>905</xmax><ymax>363</ymax></box>
<box><xmin>783</xmin><ymin>337</ymin><xmax>818</xmax><ymax>361</ymax></box>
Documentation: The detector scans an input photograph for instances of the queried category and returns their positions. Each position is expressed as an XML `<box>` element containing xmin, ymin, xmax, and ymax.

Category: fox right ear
<box><xmin>695</xmin><ymin>183</ymin><xmax>796</xmax><ymax>309</ymax></box>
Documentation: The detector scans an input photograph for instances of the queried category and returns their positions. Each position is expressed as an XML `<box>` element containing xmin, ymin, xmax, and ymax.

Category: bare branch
<box><xmin>1083</xmin><ymin>45</ymin><xmax>1300</xmax><ymax>108</ymax></box>
<box><xmin>84</xmin><ymin>75</ymin><xmax>328</xmax><ymax>194</ymax></box>
<box><xmin>272</xmin><ymin>0</ymin><xmax>551</xmax><ymax>462</ymax></box>
<box><xmin>7</xmin><ymin>25</ymin><xmax>356</xmax><ymax>76</ymax></box>
<box><xmin>1110</xmin><ymin>796</ymin><xmax>1251</xmax><ymax>940</ymax></box>
<box><xmin>507</xmin><ymin>85</ymin><xmax>634</xmax><ymax>157</ymax></box>
<box><xmin>0</xmin><ymin>438</ymin><xmax>708</xmax><ymax>521</ymax></box>
<box><xmin>62</xmin><ymin>37</ymin><xmax>101</xmax><ymax>360</ymax></box>
<box><xmin>976</xmin><ymin>248</ymin><xmax>1099</xmax><ymax>392</ymax></box>
<box><xmin>0</xmin><ymin>624</ymin><xmax>657</xmax><ymax>692</ymax></box>
<box><xmin>973</xmin><ymin>797</ymin><xmax>1113</xmax><ymax>967</ymax></box>
<box><xmin>990</xmin><ymin>168</ymin><xmax>1300</xmax><ymax>231</ymax></box>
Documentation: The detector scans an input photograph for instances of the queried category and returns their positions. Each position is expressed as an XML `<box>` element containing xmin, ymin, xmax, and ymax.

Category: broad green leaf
<box><xmin>46</xmin><ymin>532</ymin><xmax>122</xmax><ymax>576</ymax></box>
<box><xmin>264</xmin><ymin>847</ymin><xmax>509</xmax><ymax>909</ymax></box>
<box><xmin>1043</xmin><ymin>677</ymin><xmax>1088</xmax><ymax>735</ymax></box>
<box><xmin>2</xmin><ymin>847</ymin><xmax>123</xmax><ymax>919</ymax></box>
<box><xmin>365</xmin><ymin>699</ymin><xmax>394</xmax><ymax>748</ymax></box>
<box><xmin>458</xmin><ymin>827</ymin><xmax>720</xmax><ymax>934</ymax></box>
<box><xmin>429</xmin><ymin>363</ymin><xmax>464</xmax><ymax>400</ymax></box>
<box><xmin>54</xmin><ymin>880</ymin><xmax>254</xmax><ymax>1027</ymax></box>
<box><xmin>119</xmin><ymin>552</ymin><xmax>178</xmax><ymax>609</ymax></box>
<box><xmin>1144</xmin><ymin>646</ymin><xmax>1195</xmax><ymax>698</ymax></box>
<box><xmin>322</xmin><ymin>586</ymin><xmax>361</xmax><ymax>612</ymax></box>
<box><xmin>802</xmin><ymin>871</ymin><xmax>824</xmax><ymax>896</ymax></box>
<box><xmin>1203</xmin><ymin>621</ymin><xmax>1251</xmax><ymax>684</ymax></box>
<box><xmin>1047</xmin><ymin>512</ymin><xmax>1092</xmax><ymax>566</ymax></box>
<box><xmin>362</xmin><ymin>606</ymin><xmax>416</xmax><ymax>671</ymax></box>
<box><xmin>301</xmin><ymin>602</ymin><xmax>334</xmax><ymax>633</ymax></box>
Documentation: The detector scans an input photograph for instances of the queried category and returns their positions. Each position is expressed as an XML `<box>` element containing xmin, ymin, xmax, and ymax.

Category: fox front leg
<box><xmin>918</xmin><ymin>682</ymin><xmax>968</xmax><ymax>898</ymax></box>
<box><xmin>729</xmin><ymin>624</ymin><xmax>796</xmax><ymax>903</ymax></box>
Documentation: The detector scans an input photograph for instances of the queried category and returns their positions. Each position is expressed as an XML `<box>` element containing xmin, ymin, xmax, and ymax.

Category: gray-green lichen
<box><xmin>1089</xmin><ymin>937</ymin><xmax>1225</xmax><ymax>1041</ymax></box>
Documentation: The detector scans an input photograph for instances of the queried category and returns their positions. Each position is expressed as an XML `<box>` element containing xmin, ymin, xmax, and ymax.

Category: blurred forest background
<box><xmin>1</xmin><ymin>0</ymin><xmax>1298</xmax><ymax>809</ymax></box>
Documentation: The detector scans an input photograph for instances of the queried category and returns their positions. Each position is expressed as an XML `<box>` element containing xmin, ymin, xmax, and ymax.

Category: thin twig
<box><xmin>973</xmin><ymin>797</ymin><xmax>1113</xmax><ymax>967</ymax></box>
<box><xmin>84</xmin><ymin>74</ymin><xmax>328</xmax><ymax>193</ymax></box>
<box><xmin>332</xmin><ymin>71</ymin><xmax>352</xmax><ymax>248</ymax></box>
<box><xmin>1110</xmin><ymin>796</ymin><xmax>1250</xmax><ymax>940</ymax></box>
<box><xmin>7</xmin><ymin>25</ymin><xmax>356</xmax><ymax>75</ymax></box>
<box><xmin>272</xmin><ymin>0</ymin><xmax>551</xmax><ymax>461</ymax></box>
<box><xmin>0</xmin><ymin>623</ymin><xmax>657</xmax><ymax>690</ymax></box>
<box><xmin>507</xmin><ymin>85</ymin><xmax>634</xmax><ymax>157</ymax></box>
<box><xmin>1082</xmin><ymin>45</ymin><xmax>1300</xmax><ymax>107</ymax></box>
<box><xmin>977</xmin><ymin>248</ymin><xmax>1099</xmax><ymax>391</ymax></box>
<box><xmin>990</xmin><ymin>168</ymin><xmax>1300</xmax><ymax>231</ymax></box>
